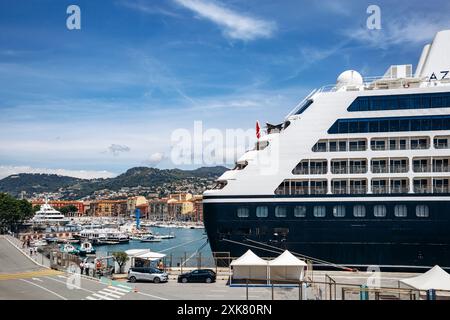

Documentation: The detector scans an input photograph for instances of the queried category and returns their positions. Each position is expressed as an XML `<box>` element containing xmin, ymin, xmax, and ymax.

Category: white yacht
<box><xmin>203</xmin><ymin>30</ymin><xmax>450</xmax><ymax>271</ymax></box>
<box><xmin>31</xmin><ymin>198</ymin><xmax>70</xmax><ymax>225</ymax></box>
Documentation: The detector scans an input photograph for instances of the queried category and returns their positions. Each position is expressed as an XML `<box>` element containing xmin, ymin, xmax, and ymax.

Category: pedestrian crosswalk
<box><xmin>85</xmin><ymin>285</ymin><xmax>132</xmax><ymax>300</ymax></box>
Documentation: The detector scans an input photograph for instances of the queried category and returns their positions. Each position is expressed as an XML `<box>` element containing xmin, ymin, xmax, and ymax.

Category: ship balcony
<box><xmin>331</xmin><ymin>167</ymin><xmax>347</xmax><ymax>174</ymax></box>
<box><xmin>349</xmin><ymin>165</ymin><xmax>367</xmax><ymax>174</ymax></box>
<box><xmin>372</xmin><ymin>186</ymin><xmax>389</xmax><ymax>194</ymax></box>
<box><xmin>309</xmin><ymin>167</ymin><xmax>327</xmax><ymax>175</ymax></box>
<box><xmin>413</xmin><ymin>186</ymin><xmax>432</xmax><ymax>194</ymax></box>
<box><xmin>292</xmin><ymin>188</ymin><xmax>309</xmax><ymax>195</ymax></box>
<box><xmin>434</xmin><ymin>142</ymin><xmax>449</xmax><ymax>149</ymax></box>
<box><xmin>349</xmin><ymin>187</ymin><xmax>367</xmax><ymax>194</ymax></box>
<box><xmin>413</xmin><ymin>165</ymin><xmax>432</xmax><ymax>173</ymax></box>
<box><xmin>433</xmin><ymin>165</ymin><xmax>450</xmax><ymax>173</ymax></box>
<box><xmin>310</xmin><ymin>188</ymin><xmax>327</xmax><ymax>195</ymax></box>
<box><xmin>292</xmin><ymin>168</ymin><xmax>309</xmax><ymax>175</ymax></box>
<box><xmin>390</xmin><ymin>187</ymin><xmax>409</xmax><ymax>194</ymax></box>
<box><xmin>390</xmin><ymin>165</ymin><xmax>409</xmax><ymax>173</ymax></box>
<box><xmin>331</xmin><ymin>187</ymin><xmax>347</xmax><ymax>194</ymax></box>
<box><xmin>371</xmin><ymin>165</ymin><xmax>388</xmax><ymax>174</ymax></box>
<box><xmin>434</xmin><ymin>186</ymin><xmax>450</xmax><ymax>193</ymax></box>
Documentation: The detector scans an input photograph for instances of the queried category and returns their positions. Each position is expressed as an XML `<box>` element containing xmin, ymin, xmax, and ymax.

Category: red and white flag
<box><xmin>256</xmin><ymin>120</ymin><xmax>261</xmax><ymax>139</ymax></box>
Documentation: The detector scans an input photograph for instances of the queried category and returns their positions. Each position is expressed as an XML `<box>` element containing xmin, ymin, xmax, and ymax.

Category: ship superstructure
<box><xmin>203</xmin><ymin>30</ymin><xmax>450</xmax><ymax>270</ymax></box>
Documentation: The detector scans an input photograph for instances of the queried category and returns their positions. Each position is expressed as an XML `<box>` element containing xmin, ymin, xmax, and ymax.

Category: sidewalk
<box><xmin>4</xmin><ymin>235</ymin><xmax>51</xmax><ymax>268</ymax></box>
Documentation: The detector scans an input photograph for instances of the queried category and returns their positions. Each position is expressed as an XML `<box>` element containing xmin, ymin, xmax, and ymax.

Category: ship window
<box><xmin>348</xmin><ymin>92</ymin><xmax>450</xmax><ymax>112</ymax></box>
<box><xmin>233</xmin><ymin>161</ymin><xmax>248</xmax><ymax>170</ymax></box>
<box><xmin>394</xmin><ymin>205</ymin><xmax>408</xmax><ymax>217</ymax></box>
<box><xmin>295</xmin><ymin>99</ymin><xmax>314</xmax><ymax>115</ymax></box>
<box><xmin>416</xmin><ymin>205</ymin><xmax>429</xmax><ymax>218</ymax></box>
<box><xmin>256</xmin><ymin>206</ymin><xmax>268</xmax><ymax>218</ymax></box>
<box><xmin>275</xmin><ymin>206</ymin><xmax>287</xmax><ymax>218</ymax></box>
<box><xmin>329</xmin><ymin>141</ymin><xmax>337</xmax><ymax>152</ymax></box>
<box><xmin>371</xmin><ymin>140</ymin><xmax>386</xmax><ymax>151</ymax></box>
<box><xmin>373</xmin><ymin>205</ymin><xmax>386</xmax><ymax>217</ymax></box>
<box><xmin>328</xmin><ymin>115</ymin><xmax>450</xmax><ymax>134</ymax></box>
<box><xmin>313</xmin><ymin>206</ymin><xmax>326</xmax><ymax>218</ymax></box>
<box><xmin>353</xmin><ymin>205</ymin><xmax>366</xmax><ymax>217</ymax></box>
<box><xmin>333</xmin><ymin>205</ymin><xmax>346</xmax><ymax>217</ymax></box>
<box><xmin>294</xmin><ymin>206</ymin><xmax>306</xmax><ymax>217</ymax></box>
<box><xmin>312</xmin><ymin>141</ymin><xmax>327</xmax><ymax>152</ymax></box>
<box><xmin>213</xmin><ymin>181</ymin><xmax>228</xmax><ymax>190</ymax></box>
<box><xmin>237</xmin><ymin>207</ymin><xmax>249</xmax><ymax>218</ymax></box>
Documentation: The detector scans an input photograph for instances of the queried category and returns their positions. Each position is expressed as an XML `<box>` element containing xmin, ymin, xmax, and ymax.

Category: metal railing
<box><xmin>390</xmin><ymin>187</ymin><xmax>410</xmax><ymax>194</ymax></box>
<box><xmin>372</xmin><ymin>186</ymin><xmax>389</xmax><ymax>194</ymax></box>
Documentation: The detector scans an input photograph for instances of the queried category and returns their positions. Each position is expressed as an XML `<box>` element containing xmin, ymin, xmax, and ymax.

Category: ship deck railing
<box><xmin>316</xmin><ymin>75</ymin><xmax>448</xmax><ymax>93</ymax></box>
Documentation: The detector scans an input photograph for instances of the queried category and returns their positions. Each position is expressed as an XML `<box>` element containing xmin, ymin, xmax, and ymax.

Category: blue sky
<box><xmin>0</xmin><ymin>0</ymin><xmax>449</xmax><ymax>178</ymax></box>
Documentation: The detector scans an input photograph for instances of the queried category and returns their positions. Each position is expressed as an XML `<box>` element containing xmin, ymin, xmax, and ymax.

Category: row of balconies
<box><xmin>294</xmin><ymin>163</ymin><xmax>450</xmax><ymax>175</ymax></box>
<box><xmin>276</xmin><ymin>178</ymin><xmax>450</xmax><ymax>195</ymax></box>
<box><xmin>312</xmin><ymin>136</ymin><xmax>450</xmax><ymax>153</ymax></box>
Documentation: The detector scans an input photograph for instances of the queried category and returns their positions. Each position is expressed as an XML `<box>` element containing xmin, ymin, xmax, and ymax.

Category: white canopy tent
<box><xmin>124</xmin><ymin>249</ymin><xmax>167</xmax><ymax>271</ymax></box>
<box><xmin>400</xmin><ymin>265</ymin><xmax>450</xmax><ymax>291</ymax></box>
<box><xmin>230</xmin><ymin>250</ymin><xmax>268</xmax><ymax>281</ymax></box>
<box><xmin>268</xmin><ymin>250</ymin><xmax>307</xmax><ymax>283</ymax></box>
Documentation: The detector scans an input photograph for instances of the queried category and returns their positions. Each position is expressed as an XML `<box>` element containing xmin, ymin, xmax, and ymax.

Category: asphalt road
<box><xmin>0</xmin><ymin>237</ymin><xmax>42</xmax><ymax>273</ymax></box>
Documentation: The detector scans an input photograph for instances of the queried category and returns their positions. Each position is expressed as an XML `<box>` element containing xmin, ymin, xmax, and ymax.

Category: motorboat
<box><xmin>140</xmin><ymin>235</ymin><xmax>162</xmax><ymax>243</ymax></box>
<box><xmin>60</xmin><ymin>243</ymin><xmax>79</xmax><ymax>255</ymax></box>
<box><xmin>78</xmin><ymin>241</ymin><xmax>96</xmax><ymax>256</ymax></box>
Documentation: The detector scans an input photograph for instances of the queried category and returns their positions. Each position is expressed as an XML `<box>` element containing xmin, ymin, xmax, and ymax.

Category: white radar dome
<box><xmin>336</xmin><ymin>70</ymin><xmax>363</xmax><ymax>88</ymax></box>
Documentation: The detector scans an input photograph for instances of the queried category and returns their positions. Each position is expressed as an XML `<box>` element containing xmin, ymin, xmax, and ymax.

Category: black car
<box><xmin>177</xmin><ymin>269</ymin><xmax>216</xmax><ymax>283</ymax></box>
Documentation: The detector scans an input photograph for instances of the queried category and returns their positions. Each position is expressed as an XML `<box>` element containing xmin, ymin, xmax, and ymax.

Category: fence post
<box><xmin>198</xmin><ymin>252</ymin><xmax>202</xmax><ymax>269</ymax></box>
<box><xmin>342</xmin><ymin>288</ymin><xmax>345</xmax><ymax>300</ymax></box>
<box><xmin>299</xmin><ymin>282</ymin><xmax>302</xmax><ymax>300</ymax></box>
<box><xmin>246</xmin><ymin>279</ymin><xmax>249</xmax><ymax>300</ymax></box>
<box><xmin>180</xmin><ymin>258</ymin><xmax>183</xmax><ymax>274</ymax></box>
<box><xmin>184</xmin><ymin>252</ymin><xmax>187</xmax><ymax>268</ymax></box>
<box><xmin>272</xmin><ymin>284</ymin><xmax>274</xmax><ymax>300</ymax></box>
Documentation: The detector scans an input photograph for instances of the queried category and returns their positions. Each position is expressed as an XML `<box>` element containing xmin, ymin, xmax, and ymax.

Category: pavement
<box><xmin>0</xmin><ymin>235</ymin><xmax>422</xmax><ymax>300</ymax></box>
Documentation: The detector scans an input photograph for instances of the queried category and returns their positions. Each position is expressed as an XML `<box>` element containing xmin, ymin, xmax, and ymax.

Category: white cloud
<box><xmin>107</xmin><ymin>144</ymin><xmax>131</xmax><ymax>156</ymax></box>
<box><xmin>148</xmin><ymin>152</ymin><xmax>165</xmax><ymax>164</ymax></box>
<box><xmin>0</xmin><ymin>166</ymin><xmax>116</xmax><ymax>180</ymax></box>
<box><xmin>173</xmin><ymin>0</ymin><xmax>276</xmax><ymax>40</ymax></box>
<box><xmin>344</xmin><ymin>15</ymin><xmax>447</xmax><ymax>49</ymax></box>
<box><xmin>118</xmin><ymin>1</ymin><xmax>180</xmax><ymax>18</ymax></box>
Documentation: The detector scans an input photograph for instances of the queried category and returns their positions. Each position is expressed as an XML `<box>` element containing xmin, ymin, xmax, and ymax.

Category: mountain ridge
<box><xmin>0</xmin><ymin>166</ymin><xmax>229</xmax><ymax>199</ymax></box>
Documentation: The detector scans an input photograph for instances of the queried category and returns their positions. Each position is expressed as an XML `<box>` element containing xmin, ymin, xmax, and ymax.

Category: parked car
<box><xmin>127</xmin><ymin>267</ymin><xmax>168</xmax><ymax>283</ymax></box>
<box><xmin>178</xmin><ymin>269</ymin><xmax>216</xmax><ymax>283</ymax></box>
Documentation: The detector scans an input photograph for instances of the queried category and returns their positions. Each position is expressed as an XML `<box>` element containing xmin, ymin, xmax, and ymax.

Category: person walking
<box><xmin>79</xmin><ymin>261</ymin><xmax>84</xmax><ymax>275</ymax></box>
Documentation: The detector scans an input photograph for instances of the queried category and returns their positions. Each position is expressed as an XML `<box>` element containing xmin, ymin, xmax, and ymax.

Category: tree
<box><xmin>17</xmin><ymin>199</ymin><xmax>33</xmax><ymax>221</ymax></box>
<box><xmin>58</xmin><ymin>205</ymin><xmax>78</xmax><ymax>216</ymax></box>
<box><xmin>59</xmin><ymin>206</ymin><xmax>70</xmax><ymax>215</ymax></box>
<box><xmin>33</xmin><ymin>204</ymin><xmax>41</xmax><ymax>213</ymax></box>
<box><xmin>0</xmin><ymin>193</ymin><xmax>33</xmax><ymax>233</ymax></box>
<box><xmin>112</xmin><ymin>251</ymin><xmax>129</xmax><ymax>274</ymax></box>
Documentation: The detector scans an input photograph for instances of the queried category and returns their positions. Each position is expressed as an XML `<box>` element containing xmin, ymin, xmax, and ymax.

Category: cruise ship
<box><xmin>203</xmin><ymin>30</ymin><xmax>450</xmax><ymax>271</ymax></box>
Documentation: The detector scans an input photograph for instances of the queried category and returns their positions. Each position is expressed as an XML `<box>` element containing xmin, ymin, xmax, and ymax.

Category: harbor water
<box><xmin>94</xmin><ymin>227</ymin><xmax>214</xmax><ymax>267</ymax></box>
